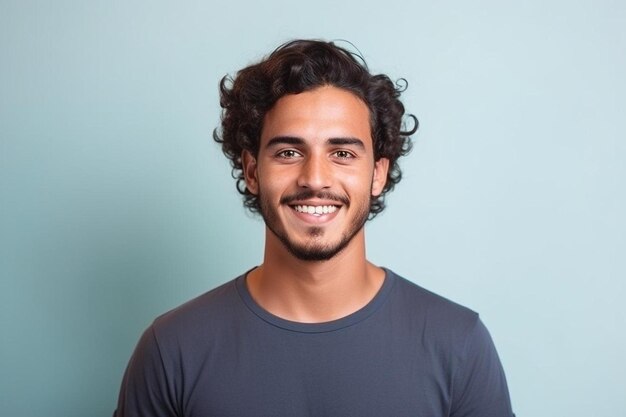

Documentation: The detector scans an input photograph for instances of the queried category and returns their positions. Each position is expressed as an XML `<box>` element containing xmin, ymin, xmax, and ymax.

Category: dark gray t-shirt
<box><xmin>115</xmin><ymin>269</ymin><xmax>514</xmax><ymax>416</ymax></box>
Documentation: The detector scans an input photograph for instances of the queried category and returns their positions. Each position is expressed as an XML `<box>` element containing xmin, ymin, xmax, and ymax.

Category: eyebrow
<box><xmin>265</xmin><ymin>136</ymin><xmax>304</xmax><ymax>148</ymax></box>
<box><xmin>265</xmin><ymin>136</ymin><xmax>366</xmax><ymax>150</ymax></box>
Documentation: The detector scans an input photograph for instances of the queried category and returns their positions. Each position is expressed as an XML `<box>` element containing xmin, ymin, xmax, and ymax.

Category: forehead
<box><xmin>260</xmin><ymin>86</ymin><xmax>372</xmax><ymax>147</ymax></box>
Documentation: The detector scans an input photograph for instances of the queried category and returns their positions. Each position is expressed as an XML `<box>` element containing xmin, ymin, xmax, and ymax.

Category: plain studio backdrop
<box><xmin>1</xmin><ymin>1</ymin><xmax>624</xmax><ymax>416</ymax></box>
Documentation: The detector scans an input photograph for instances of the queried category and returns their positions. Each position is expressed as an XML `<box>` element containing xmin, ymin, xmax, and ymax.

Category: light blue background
<box><xmin>1</xmin><ymin>1</ymin><xmax>624</xmax><ymax>416</ymax></box>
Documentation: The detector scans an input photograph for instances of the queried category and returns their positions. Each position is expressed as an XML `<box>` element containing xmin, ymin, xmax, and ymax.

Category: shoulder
<box><xmin>150</xmin><ymin>276</ymin><xmax>244</xmax><ymax>344</ymax></box>
<box><xmin>115</xmin><ymin>277</ymin><xmax>248</xmax><ymax>415</ymax></box>
<box><xmin>384</xmin><ymin>269</ymin><xmax>483</xmax><ymax>349</ymax></box>
<box><xmin>387</xmin><ymin>269</ymin><xmax>479</xmax><ymax>325</ymax></box>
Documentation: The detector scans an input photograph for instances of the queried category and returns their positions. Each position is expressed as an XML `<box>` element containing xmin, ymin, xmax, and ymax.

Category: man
<box><xmin>114</xmin><ymin>39</ymin><xmax>515</xmax><ymax>416</ymax></box>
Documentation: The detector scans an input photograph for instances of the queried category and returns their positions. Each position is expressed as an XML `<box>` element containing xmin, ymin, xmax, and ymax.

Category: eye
<box><xmin>276</xmin><ymin>149</ymin><xmax>302</xmax><ymax>159</ymax></box>
<box><xmin>333</xmin><ymin>150</ymin><xmax>355</xmax><ymax>159</ymax></box>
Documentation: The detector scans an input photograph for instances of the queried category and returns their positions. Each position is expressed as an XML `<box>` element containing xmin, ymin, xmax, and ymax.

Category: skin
<box><xmin>242</xmin><ymin>86</ymin><xmax>389</xmax><ymax>323</ymax></box>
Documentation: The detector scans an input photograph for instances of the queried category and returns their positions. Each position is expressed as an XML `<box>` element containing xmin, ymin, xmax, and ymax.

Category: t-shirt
<box><xmin>114</xmin><ymin>269</ymin><xmax>515</xmax><ymax>416</ymax></box>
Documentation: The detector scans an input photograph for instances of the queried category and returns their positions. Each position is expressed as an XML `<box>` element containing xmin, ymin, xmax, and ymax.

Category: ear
<box><xmin>371</xmin><ymin>157</ymin><xmax>390</xmax><ymax>197</ymax></box>
<box><xmin>242</xmin><ymin>150</ymin><xmax>259</xmax><ymax>195</ymax></box>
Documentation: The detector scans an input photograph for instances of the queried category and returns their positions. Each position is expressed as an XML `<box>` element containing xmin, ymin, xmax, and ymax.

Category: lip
<box><xmin>288</xmin><ymin>199</ymin><xmax>342</xmax><ymax>207</ymax></box>
<box><xmin>287</xmin><ymin>201</ymin><xmax>342</xmax><ymax>224</ymax></box>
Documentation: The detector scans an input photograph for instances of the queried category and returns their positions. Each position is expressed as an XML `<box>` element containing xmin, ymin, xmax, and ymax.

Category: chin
<box><xmin>277</xmin><ymin>231</ymin><xmax>356</xmax><ymax>262</ymax></box>
<box><xmin>285</xmin><ymin>244</ymin><xmax>345</xmax><ymax>262</ymax></box>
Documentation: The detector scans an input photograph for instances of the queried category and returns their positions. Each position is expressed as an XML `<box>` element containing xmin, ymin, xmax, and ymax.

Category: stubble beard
<box><xmin>258</xmin><ymin>189</ymin><xmax>371</xmax><ymax>262</ymax></box>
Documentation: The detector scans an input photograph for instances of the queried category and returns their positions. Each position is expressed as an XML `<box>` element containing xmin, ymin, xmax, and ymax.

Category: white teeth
<box><xmin>294</xmin><ymin>205</ymin><xmax>338</xmax><ymax>215</ymax></box>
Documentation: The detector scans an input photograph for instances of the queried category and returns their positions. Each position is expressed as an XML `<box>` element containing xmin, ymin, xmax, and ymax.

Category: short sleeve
<box><xmin>113</xmin><ymin>325</ymin><xmax>179</xmax><ymax>417</ymax></box>
<box><xmin>450</xmin><ymin>318</ymin><xmax>515</xmax><ymax>417</ymax></box>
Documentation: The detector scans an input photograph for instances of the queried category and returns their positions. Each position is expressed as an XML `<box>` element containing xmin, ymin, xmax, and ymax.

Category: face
<box><xmin>243</xmin><ymin>86</ymin><xmax>389</xmax><ymax>261</ymax></box>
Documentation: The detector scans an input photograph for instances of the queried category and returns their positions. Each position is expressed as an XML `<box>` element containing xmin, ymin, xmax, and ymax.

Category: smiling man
<box><xmin>114</xmin><ymin>40</ymin><xmax>515</xmax><ymax>416</ymax></box>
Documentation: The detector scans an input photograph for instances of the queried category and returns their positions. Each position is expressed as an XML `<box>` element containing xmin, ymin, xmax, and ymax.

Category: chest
<box><xmin>178</xmin><ymin>326</ymin><xmax>454</xmax><ymax>417</ymax></box>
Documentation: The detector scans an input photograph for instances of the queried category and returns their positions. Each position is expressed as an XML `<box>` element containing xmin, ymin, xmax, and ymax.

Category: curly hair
<box><xmin>213</xmin><ymin>39</ymin><xmax>417</xmax><ymax>218</ymax></box>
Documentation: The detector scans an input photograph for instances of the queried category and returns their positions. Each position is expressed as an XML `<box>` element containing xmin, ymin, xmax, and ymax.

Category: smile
<box><xmin>293</xmin><ymin>205</ymin><xmax>338</xmax><ymax>216</ymax></box>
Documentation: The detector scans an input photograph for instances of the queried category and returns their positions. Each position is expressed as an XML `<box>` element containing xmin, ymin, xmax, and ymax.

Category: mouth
<box><xmin>281</xmin><ymin>191</ymin><xmax>347</xmax><ymax>223</ymax></box>
<box><xmin>292</xmin><ymin>204</ymin><xmax>339</xmax><ymax>216</ymax></box>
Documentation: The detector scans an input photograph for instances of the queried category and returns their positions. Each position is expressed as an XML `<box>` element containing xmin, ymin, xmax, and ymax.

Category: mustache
<box><xmin>280</xmin><ymin>190</ymin><xmax>350</xmax><ymax>206</ymax></box>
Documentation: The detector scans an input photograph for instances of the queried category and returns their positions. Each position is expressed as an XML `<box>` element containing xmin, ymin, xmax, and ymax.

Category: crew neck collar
<box><xmin>235</xmin><ymin>268</ymin><xmax>396</xmax><ymax>333</ymax></box>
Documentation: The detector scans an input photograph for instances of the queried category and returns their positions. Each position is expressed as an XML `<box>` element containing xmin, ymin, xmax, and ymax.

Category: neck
<box><xmin>246</xmin><ymin>227</ymin><xmax>385</xmax><ymax>323</ymax></box>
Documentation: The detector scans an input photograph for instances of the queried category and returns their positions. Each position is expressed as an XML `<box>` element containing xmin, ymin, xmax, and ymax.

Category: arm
<box><xmin>114</xmin><ymin>325</ymin><xmax>179</xmax><ymax>417</ymax></box>
<box><xmin>450</xmin><ymin>318</ymin><xmax>515</xmax><ymax>417</ymax></box>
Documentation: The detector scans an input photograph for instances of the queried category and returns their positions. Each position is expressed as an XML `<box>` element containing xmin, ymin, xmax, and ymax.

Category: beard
<box><xmin>258</xmin><ymin>188</ymin><xmax>371</xmax><ymax>262</ymax></box>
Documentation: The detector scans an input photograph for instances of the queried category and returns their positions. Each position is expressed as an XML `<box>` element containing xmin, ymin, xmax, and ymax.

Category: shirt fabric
<box><xmin>114</xmin><ymin>268</ymin><xmax>515</xmax><ymax>416</ymax></box>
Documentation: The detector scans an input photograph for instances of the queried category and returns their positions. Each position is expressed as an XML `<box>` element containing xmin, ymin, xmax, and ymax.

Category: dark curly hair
<box><xmin>213</xmin><ymin>39</ymin><xmax>417</xmax><ymax>218</ymax></box>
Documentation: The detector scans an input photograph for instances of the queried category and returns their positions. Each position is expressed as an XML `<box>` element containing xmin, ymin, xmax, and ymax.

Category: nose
<box><xmin>296</xmin><ymin>154</ymin><xmax>332</xmax><ymax>190</ymax></box>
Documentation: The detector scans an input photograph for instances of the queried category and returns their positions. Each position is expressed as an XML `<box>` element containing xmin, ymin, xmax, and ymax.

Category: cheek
<box><xmin>344</xmin><ymin>175</ymin><xmax>373</xmax><ymax>197</ymax></box>
<box><xmin>258</xmin><ymin>170</ymin><xmax>289</xmax><ymax>198</ymax></box>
